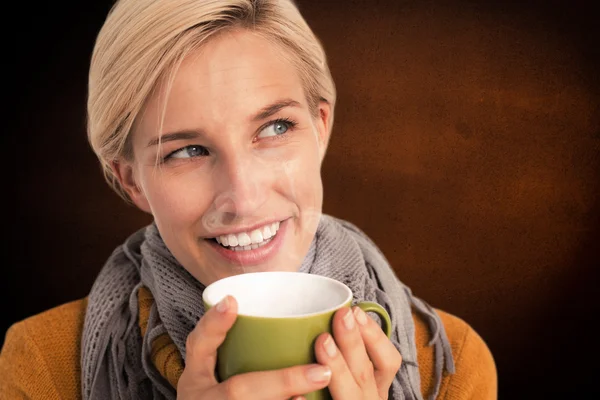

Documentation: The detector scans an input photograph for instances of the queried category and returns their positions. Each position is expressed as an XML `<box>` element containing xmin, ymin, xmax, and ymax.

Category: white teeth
<box><xmin>237</xmin><ymin>232</ymin><xmax>251</xmax><ymax>247</ymax></box>
<box><xmin>263</xmin><ymin>225</ymin><xmax>272</xmax><ymax>240</ymax></box>
<box><xmin>229</xmin><ymin>238</ymin><xmax>270</xmax><ymax>251</ymax></box>
<box><xmin>227</xmin><ymin>234</ymin><xmax>238</xmax><ymax>247</ymax></box>
<box><xmin>214</xmin><ymin>221</ymin><xmax>282</xmax><ymax>251</ymax></box>
<box><xmin>250</xmin><ymin>229</ymin><xmax>263</xmax><ymax>244</ymax></box>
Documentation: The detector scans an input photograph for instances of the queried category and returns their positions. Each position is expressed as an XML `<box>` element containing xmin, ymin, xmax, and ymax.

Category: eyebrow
<box><xmin>146</xmin><ymin>131</ymin><xmax>201</xmax><ymax>148</ymax></box>
<box><xmin>146</xmin><ymin>98</ymin><xmax>302</xmax><ymax>148</ymax></box>
<box><xmin>251</xmin><ymin>98</ymin><xmax>301</xmax><ymax>122</ymax></box>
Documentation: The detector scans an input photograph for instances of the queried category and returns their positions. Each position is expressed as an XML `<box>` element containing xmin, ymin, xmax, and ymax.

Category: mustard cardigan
<box><xmin>0</xmin><ymin>288</ymin><xmax>497</xmax><ymax>399</ymax></box>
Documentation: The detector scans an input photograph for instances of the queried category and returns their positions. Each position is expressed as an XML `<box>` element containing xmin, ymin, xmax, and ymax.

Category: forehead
<box><xmin>135</xmin><ymin>29</ymin><xmax>305</xmax><ymax>138</ymax></box>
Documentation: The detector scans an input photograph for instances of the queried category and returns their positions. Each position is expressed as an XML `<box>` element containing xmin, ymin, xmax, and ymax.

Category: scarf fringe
<box><xmin>410</xmin><ymin>295</ymin><xmax>456</xmax><ymax>400</ymax></box>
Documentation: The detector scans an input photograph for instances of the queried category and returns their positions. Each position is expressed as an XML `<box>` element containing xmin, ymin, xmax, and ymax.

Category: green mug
<box><xmin>202</xmin><ymin>271</ymin><xmax>392</xmax><ymax>400</ymax></box>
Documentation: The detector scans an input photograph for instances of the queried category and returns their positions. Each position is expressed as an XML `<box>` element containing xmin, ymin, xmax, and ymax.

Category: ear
<box><xmin>110</xmin><ymin>161</ymin><xmax>152</xmax><ymax>213</ymax></box>
<box><xmin>315</xmin><ymin>100</ymin><xmax>332</xmax><ymax>162</ymax></box>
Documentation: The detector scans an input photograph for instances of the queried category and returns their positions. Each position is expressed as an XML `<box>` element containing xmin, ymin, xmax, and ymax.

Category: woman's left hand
<box><xmin>312</xmin><ymin>306</ymin><xmax>403</xmax><ymax>400</ymax></box>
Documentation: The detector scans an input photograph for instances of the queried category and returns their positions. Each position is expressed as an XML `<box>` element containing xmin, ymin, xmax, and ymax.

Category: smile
<box><xmin>213</xmin><ymin>221</ymin><xmax>281</xmax><ymax>251</ymax></box>
<box><xmin>206</xmin><ymin>219</ymin><xmax>288</xmax><ymax>266</ymax></box>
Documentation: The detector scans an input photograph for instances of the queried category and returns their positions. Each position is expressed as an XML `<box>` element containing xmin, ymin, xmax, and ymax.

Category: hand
<box><xmin>313</xmin><ymin>306</ymin><xmax>402</xmax><ymax>400</ymax></box>
<box><xmin>177</xmin><ymin>295</ymin><xmax>332</xmax><ymax>400</ymax></box>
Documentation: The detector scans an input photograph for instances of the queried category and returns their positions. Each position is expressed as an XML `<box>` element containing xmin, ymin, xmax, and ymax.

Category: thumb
<box><xmin>180</xmin><ymin>296</ymin><xmax>238</xmax><ymax>388</ymax></box>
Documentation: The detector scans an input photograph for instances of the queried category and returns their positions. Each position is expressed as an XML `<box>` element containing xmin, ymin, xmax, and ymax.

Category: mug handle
<box><xmin>355</xmin><ymin>301</ymin><xmax>392</xmax><ymax>338</ymax></box>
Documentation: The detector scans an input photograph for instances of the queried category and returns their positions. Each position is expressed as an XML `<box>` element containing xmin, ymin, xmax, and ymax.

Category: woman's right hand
<box><xmin>177</xmin><ymin>296</ymin><xmax>332</xmax><ymax>400</ymax></box>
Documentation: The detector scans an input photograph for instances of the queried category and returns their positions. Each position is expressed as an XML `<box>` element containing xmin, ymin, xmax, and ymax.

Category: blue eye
<box><xmin>167</xmin><ymin>145</ymin><xmax>209</xmax><ymax>160</ymax></box>
<box><xmin>257</xmin><ymin>119</ymin><xmax>296</xmax><ymax>138</ymax></box>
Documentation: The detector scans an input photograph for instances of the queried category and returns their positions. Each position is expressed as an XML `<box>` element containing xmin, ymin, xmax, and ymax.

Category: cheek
<box><xmin>279</xmin><ymin>144</ymin><xmax>323</xmax><ymax>205</ymax></box>
<box><xmin>139</xmin><ymin>169</ymin><xmax>212</xmax><ymax>227</ymax></box>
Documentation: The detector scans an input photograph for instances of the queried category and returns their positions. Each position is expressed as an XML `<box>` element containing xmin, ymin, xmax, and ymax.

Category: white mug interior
<box><xmin>203</xmin><ymin>271</ymin><xmax>352</xmax><ymax>318</ymax></box>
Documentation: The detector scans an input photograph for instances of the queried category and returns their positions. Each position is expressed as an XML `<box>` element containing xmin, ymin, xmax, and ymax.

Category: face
<box><xmin>115</xmin><ymin>29</ymin><xmax>331</xmax><ymax>285</ymax></box>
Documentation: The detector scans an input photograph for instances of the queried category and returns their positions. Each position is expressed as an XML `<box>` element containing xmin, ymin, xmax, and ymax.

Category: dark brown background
<box><xmin>4</xmin><ymin>0</ymin><xmax>599</xmax><ymax>398</ymax></box>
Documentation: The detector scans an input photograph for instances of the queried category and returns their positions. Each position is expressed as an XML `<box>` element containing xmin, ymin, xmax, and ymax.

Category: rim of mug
<box><xmin>202</xmin><ymin>271</ymin><xmax>353</xmax><ymax>318</ymax></box>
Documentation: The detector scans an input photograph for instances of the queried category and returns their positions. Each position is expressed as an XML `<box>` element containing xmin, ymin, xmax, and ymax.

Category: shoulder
<box><xmin>0</xmin><ymin>298</ymin><xmax>87</xmax><ymax>399</ymax></box>
<box><xmin>413</xmin><ymin>308</ymin><xmax>497</xmax><ymax>400</ymax></box>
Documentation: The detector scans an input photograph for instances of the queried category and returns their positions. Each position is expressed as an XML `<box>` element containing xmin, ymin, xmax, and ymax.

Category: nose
<box><xmin>211</xmin><ymin>152</ymin><xmax>269</xmax><ymax>219</ymax></box>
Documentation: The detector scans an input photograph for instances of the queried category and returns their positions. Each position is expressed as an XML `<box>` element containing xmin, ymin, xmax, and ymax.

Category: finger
<box><xmin>353</xmin><ymin>306</ymin><xmax>402</xmax><ymax>397</ymax></box>
<box><xmin>179</xmin><ymin>296</ymin><xmax>238</xmax><ymax>391</ymax></box>
<box><xmin>204</xmin><ymin>364</ymin><xmax>331</xmax><ymax>400</ymax></box>
<box><xmin>314</xmin><ymin>332</ymin><xmax>362</xmax><ymax>399</ymax></box>
<box><xmin>331</xmin><ymin>307</ymin><xmax>379</xmax><ymax>394</ymax></box>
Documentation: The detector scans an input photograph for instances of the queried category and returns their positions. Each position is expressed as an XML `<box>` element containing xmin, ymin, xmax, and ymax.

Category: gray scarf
<box><xmin>81</xmin><ymin>214</ymin><xmax>454</xmax><ymax>400</ymax></box>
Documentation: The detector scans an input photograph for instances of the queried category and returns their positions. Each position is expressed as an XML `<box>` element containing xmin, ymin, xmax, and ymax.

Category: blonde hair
<box><xmin>87</xmin><ymin>0</ymin><xmax>336</xmax><ymax>201</ymax></box>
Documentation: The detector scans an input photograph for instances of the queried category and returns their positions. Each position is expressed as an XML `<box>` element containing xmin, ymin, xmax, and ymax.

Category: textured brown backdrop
<box><xmin>5</xmin><ymin>0</ymin><xmax>599</xmax><ymax>397</ymax></box>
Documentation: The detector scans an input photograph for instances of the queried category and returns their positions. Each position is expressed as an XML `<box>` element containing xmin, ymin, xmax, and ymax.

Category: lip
<box><xmin>206</xmin><ymin>218</ymin><xmax>285</xmax><ymax>238</ymax></box>
<box><xmin>205</xmin><ymin>218</ymin><xmax>289</xmax><ymax>266</ymax></box>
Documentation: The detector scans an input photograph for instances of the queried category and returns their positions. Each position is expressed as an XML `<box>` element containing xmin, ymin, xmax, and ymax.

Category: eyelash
<box><xmin>257</xmin><ymin>117</ymin><xmax>298</xmax><ymax>141</ymax></box>
<box><xmin>162</xmin><ymin>117</ymin><xmax>298</xmax><ymax>162</ymax></box>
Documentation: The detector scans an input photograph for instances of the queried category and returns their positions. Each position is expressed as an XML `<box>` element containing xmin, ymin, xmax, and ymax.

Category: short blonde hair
<box><xmin>87</xmin><ymin>0</ymin><xmax>336</xmax><ymax>200</ymax></box>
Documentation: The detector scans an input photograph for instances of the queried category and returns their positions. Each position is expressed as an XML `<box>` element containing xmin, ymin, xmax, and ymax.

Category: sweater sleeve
<box><xmin>437</xmin><ymin>310</ymin><xmax>498</xmax><ymax>400</ymax></box>
<box><xmin>0</xmin><ymin>321</ymin><xmax>62</xmax><ymax>399</ymax></box>
<box><xmin>0</xmin><ymin>298</ymin><xmax>87</xmax><ymax>399</ymax></box>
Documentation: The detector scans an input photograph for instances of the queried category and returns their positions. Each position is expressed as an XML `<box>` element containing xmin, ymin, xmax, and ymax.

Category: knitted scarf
<box><xmin>81</xmin><ymin>214</ymin><xmax>454</xmax><ymax>400</ymax></box>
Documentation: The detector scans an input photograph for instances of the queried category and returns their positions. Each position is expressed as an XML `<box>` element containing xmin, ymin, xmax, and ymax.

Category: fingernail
<box><xmin>216</xmin><ymin>296</ymin><xmax>229</xmax><ymax>313</ymax></box>
<box><xmin>353</xmin><ymin>307</ymin><xmax>368</xmax><ymax>326</ymax></box>
<box><xmin>323</xmin><ymin>335</ymin><xmax>337</xmax><ymax>358</ymax></box>
<box><xmin>306</xmin><ymin>365</ymin><xmax>331</xmax><ymax>383</ymax></box>
<box><xmin>343</xmin><ymin>308</ymin><xmax>355</xmax><ymax>330</ymax></box>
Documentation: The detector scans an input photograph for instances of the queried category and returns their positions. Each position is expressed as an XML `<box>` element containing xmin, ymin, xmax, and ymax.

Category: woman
<box><xmin>0</xmin><ymin>0</ymin><xmax>496</xmax><ymax>399</ymax></box>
